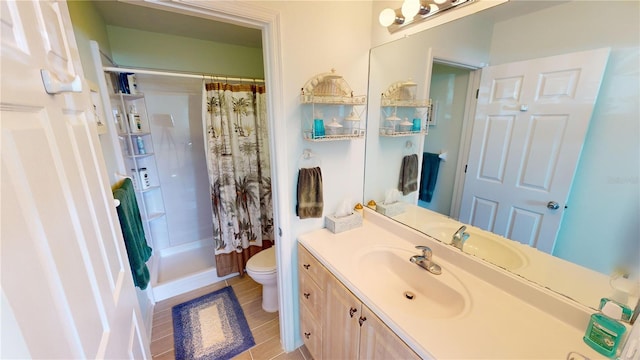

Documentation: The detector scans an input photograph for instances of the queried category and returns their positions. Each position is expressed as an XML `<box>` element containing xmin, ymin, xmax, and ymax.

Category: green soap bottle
<box><xmin>583</xmin><ymin>313</ymin><xmax>627</xmax><ymax>358</ymax></box>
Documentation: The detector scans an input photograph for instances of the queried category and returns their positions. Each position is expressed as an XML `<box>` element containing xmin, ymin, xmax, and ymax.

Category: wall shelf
<box><xmin>380</xmin><ymin>80</ymin><xmax>432</xmax><ymax>137</ymax></box>
<box><xmin>146</xmin><ymin>212</ymin><xmax>166</xmax><ymax>222</ymax></box>
<box><xmin>106</xmin><ymin>71</ymin><xmax>168</xmax><ymax>256</ymax></box>
<box><xmin>300</xmin><ymin>69</ymin><xmax>367</xmax><ymax>141</ymax></box>
<box><xmin>126</xmin><ymin>153</ymin><xmax>155</xmax><ymax>159</ymax></box>
<box><xmin>379</xmin><ymin>129</ymin><xmax>427</xmax><ymax>137</ymax></box>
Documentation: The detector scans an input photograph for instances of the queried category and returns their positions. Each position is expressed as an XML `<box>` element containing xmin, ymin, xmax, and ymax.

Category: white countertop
<box><xmin>298</xmin><ymin>209</ymin><xmax>604</xmax><ymax>359</ymax></box>
<box><xmin>392</xmin><ymin>204</ymin><xmax>618</xmax><ymax>311</ymax></box>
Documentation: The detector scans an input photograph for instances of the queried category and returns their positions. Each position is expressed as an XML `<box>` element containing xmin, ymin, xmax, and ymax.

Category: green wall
<box><xmin>107</xmin><ymin>26</ymin><xmax>264</xmax><ymax>79</ymax></box>
<box><xmin>67</xmin><ymin>0</ymin><xmax>112</xmax><ymax>84</ymax></box>
<box><xmin>67</xmin><ymin>3</ymin><xmax>264</xmax><ymax>81</ymax></box>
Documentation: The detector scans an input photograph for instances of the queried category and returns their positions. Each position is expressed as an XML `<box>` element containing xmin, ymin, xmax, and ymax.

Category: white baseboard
<box><xmin>152</xmin><ymin>268</ymin><xmax>238</xmax><ymax>302</ymax></box>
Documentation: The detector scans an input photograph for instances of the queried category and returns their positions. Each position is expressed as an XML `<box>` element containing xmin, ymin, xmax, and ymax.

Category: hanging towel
<box><xmin>398</xmin><ymin>154</ymin><xmax>419</xmax><ymax>195</ymax></box>
<box><xmin>296</xmin><ymin>167</ymin><xmax>323</xmax><ymax>219</ymax></box>
<box><xmin>419</xmin><ymin>152</ymin><xmax>442</xmax><ymax>203</ymax></box>
<box><xmin>113</xmin><ymin>178</ymin><xmax>153</xmax><ymax>289</ymax></box>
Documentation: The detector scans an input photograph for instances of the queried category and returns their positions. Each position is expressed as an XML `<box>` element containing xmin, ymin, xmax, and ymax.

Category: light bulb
<box><xmin>401</xmin><ymin>0</ymin><xmax>420</xmax><ymax>20</ymax></box>
<box><xmin>434</xmin><ymin>0</ymin><xmax>447</xmax><ymax>4</ymax></box>
<box><xmin>379</xmin><ymin>8</ymin><xmax>396</xmax><ymax>27</ymax></box>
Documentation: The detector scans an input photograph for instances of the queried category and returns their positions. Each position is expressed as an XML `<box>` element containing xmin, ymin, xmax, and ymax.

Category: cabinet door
<box><xmin>359</xmin><ymin>305</ymin><xmax>421</xmax><ymax>360</ymax></box>
<box><xmin>323</xmin><ymin>274</ymin><xmax>362</xmax><ymax>360</ymax></box>
<box><xmin>300</xmin><ymin>302</ymin><xmax>322</xmax><ymax>359</ymax></box>
<box><xmin>299</xmin><ymin>270</ymin><xmax>323</xmax><ymax>321</ymax></box>
<box><xmin>298</xmin><ymin>244</ymin><xmax>327</xmax><ymax>288</ymax></box>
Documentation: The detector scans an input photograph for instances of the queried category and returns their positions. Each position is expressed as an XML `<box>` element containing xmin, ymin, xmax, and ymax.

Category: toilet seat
<box><xmin>246</xmin><ymin>247</ymin><xmax>276</xmax><ymax>274</ymax></box>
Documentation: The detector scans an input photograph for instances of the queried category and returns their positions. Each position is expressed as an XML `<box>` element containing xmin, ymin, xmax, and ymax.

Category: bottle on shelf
<box><xmin>139</xmin><ymin>167</ymin><xmax>151</xmax><ymax>190</ymax></box>
<box><xmin>136</xmin><ymin>136</ymin><xmax>146</xmax><ymax>155</ymax></box>
<box><xmin>113</xmin><ymin>109</ymin><xmax>126</xmax><ymax>134</ymax></box>
<box><xmin>130</xmin><ymin>169</ymin><xmax>140</xmax><ymax>191</ymax></box>
<box><xmin>128</xmin><ymin>105</ymin><xmax>142</xmax><ymax>133</ymax></box>
<box><xmin>412</xmin><ymin>110</ymin><xmax>422</xmax><ymax>132</ymax></box>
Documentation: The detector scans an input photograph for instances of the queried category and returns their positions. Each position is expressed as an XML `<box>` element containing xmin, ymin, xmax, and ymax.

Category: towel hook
<box><xmin>299</xmin><ymin>149</ymin><xmax>321</xmax><ymax>169</ymax></box>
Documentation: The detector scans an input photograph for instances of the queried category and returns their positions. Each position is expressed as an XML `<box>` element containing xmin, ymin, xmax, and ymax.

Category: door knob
<box><xmin>547</xmin><ymin>201</ymin><xmax>560</xmax><ymax>210</ymax></box>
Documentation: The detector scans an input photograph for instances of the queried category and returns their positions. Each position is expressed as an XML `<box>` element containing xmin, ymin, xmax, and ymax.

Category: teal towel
<box><xmin>419</xmin><ymin>153</ymin><xmax>441</xmax><ymax>203</ymax></box>
<box><xmin>113</xmin><ymin>178</ymin><xmax>152</xmax><ymax>289</ymax></box>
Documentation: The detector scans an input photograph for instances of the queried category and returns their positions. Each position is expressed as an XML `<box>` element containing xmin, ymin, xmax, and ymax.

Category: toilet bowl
<box><xmin>246</xmin><ymin>247</ymin><xmax>278</xmax><ymax>312</ymax></box>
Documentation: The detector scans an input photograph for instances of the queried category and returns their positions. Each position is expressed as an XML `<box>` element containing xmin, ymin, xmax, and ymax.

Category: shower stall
<box><xmin>134</xmin><ymin>74</ymin><xmax>220</xmax><ymax>298</ymax></box>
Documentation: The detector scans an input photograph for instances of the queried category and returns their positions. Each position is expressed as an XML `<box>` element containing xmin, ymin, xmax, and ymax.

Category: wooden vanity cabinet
<box><xmin>298</xmin><ymin>244</ymin><xmax>421</xmax><ymax>360</ymax></box>
<box><xmin>298</xmin><ymin>245</ymin><xmax>327</xmax><ymax>358</ymax></box>
<box><xmin>323</xmin><ymin>275</ymin><xmax>361</xmax><ymax>359</ymax></box>
<box><xmin>358</xmin><ymin>305</ymin><xmax>421</xmax><ymax>360</ymax></box>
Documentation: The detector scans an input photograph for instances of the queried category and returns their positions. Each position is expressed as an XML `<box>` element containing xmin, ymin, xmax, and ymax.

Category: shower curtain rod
<box><xmin>102</xmin><ymin>66</ymin><xmax>264</xmax><ymax>83</ymax></box>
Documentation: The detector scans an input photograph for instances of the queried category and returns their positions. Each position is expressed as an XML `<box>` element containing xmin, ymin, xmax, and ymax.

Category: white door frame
<box><xmin>425</xmin><ymin>52</ymin><xmax>483</xmax><ymax>220</ymax></box>
<box><xmin>450</xmin><ymin>67</ymin><xmax>481</xmax><ymax>220</ymax></box>
<box><xmin>121</xmin><ymin>0</ymin><xmax>295</xmax><ymax>351</ymax></box>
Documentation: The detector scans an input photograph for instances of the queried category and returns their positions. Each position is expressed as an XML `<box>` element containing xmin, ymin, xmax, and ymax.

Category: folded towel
<box><xmin>296</xmin><ymin>167</ymin><xmax>323</xmax><ymax>219</ymax></box>
<box><xmin>398</xmin><ymin>154</ymin><xmax>419</xmax><ymax>195</ymax></box>
<box><xmin>113</xmin><ymin>178</ymin><xmax>153</xmax><ymax>289</ymax></box>
<box><xmin>419</xmin><ymin>152</ymin><xmax>441</xmax><ymax>203</ymax></box>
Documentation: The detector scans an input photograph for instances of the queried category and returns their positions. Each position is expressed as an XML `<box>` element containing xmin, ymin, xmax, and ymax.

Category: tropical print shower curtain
<box><xmin>204</xmin><ymin>82</ymin><xmax>273</xmax><ymax>277</ymax></box>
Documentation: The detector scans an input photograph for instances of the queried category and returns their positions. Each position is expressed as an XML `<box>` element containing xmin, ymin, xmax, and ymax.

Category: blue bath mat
<box><xmin>172</xmin><ymin>286</ymin><xmax>255</xmax><ymax>360</ymax></box>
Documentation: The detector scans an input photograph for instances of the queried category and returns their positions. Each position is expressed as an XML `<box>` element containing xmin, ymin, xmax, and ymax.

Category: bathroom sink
<box><xmin>421</xmin><ymin>222</ymin><xmax>527</xmax><ymax>271</ymax></box>
<box><xmin>354</xmin><ymin>246</ymin><xmax>470</xmax><ymax>319</ymax></box>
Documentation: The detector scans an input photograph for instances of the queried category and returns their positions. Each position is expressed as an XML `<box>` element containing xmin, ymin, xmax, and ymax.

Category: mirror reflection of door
<box><xmin>461</xmin><ymin>48</ymin><xmax>609</xmax><ymax>253</ymax></box>
<box><xmin>420</xmin><ymin>62</ymin><xmax>474</xmax><ymax>217</ymax></box>
<box><xmin>424</xmin><ymin>49</ymin><xmax>609</xmax><ymax>254</ymax></box>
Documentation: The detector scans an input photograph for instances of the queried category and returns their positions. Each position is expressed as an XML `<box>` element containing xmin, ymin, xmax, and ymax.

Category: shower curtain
<box><xmin>204</xmin><ymin>82</ymin><xmax>273</xmax><ymax>277</ymax></box>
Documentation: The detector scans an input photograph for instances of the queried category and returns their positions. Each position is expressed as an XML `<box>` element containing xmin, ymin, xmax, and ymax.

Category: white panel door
<box><xmin>1</xmin><ymin>1</ymin><xmax>150</xmax><ymax>358</ymax></box>
<box><xmin>460</xmin><ymin>48</ymin><xmax>609</xmax><ymax>253</ymax></box>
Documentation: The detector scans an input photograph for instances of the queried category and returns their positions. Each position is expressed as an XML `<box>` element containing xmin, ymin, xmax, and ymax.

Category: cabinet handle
<box><xmin>304</xmin><ymin>292</ymin><xmax>310</xmax><ymax>299</ymax></box>
<box><xmin>303</xmin><ymin>264</ymin><xmax>310</xmax><ymax>270</ymax></box>
<box><xmin>304</xmin><ymin>332</ymin><xmax>311</xmax><ymax>339</ymax></box>
<box><xmin>349</xmin><ymin>307</ymin><xmax>358</xmax><ymax>318</ymax></box>
<box><xmin>359</xmin><ymin>316</ymin><xmax>367</xmax><ymax>326</ymax></box>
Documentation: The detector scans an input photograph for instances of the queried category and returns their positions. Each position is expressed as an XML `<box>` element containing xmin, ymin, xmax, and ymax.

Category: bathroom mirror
<box><xmin>364</xmin><ymin>0</ymin><xmax>639</xmax><ymax>310</ymax></box>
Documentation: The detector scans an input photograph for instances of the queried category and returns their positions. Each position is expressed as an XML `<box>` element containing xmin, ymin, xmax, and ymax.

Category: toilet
<box><xmin>246</xmin><ymin>246</ymin><xmax>278</xmax><ymax>312</ymax></box>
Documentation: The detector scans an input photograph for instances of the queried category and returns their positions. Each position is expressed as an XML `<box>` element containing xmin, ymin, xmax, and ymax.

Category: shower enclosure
<box><xmin>135</xmin><ymin>75</ymin><xmax>219</xmax><ymax>296</ymax></box>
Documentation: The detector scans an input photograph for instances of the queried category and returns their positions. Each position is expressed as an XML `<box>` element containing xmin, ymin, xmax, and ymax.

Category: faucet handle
<box><xmin>415</xmin><ymin>245</ymin><xmax>432</xmax><ymax>259</ymax></box>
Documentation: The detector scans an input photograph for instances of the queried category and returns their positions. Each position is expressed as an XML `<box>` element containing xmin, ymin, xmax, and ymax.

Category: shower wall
<box><xmin>136</xmin><ymin>76</ymin><xmax>214</xmax><ymax>254</ymax></box>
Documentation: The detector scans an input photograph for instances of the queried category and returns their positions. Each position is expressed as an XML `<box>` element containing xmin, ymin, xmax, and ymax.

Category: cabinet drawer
<box><xmin>299</xmin><ymin>270</ymin><xmax>323</xmax><ymax>320</ymax></box>
<box><xmin>298</xmin><ymin>244</ymin><xmax>326</xmax><ymax>288</ymax></box>
<box><xmin>300</xmin><ymin>302</ymin><xmax>322</xmax><ymax>360</ymax></box>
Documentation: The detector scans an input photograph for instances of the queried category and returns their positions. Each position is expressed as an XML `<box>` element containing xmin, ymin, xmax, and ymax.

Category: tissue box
<box><xmin>325</xmin><ymin>212</ymin><xmax>363</xmax><ymax>233</ymax></box>
<box><xmin>376</xmin><ymin>202</ymin><xmax>407</xmax><ymax>217</ymax></box>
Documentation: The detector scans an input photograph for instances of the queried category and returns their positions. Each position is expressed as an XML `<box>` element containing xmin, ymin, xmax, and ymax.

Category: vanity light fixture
<box><xmin>379</xmin><ymin>7</ymin><xmax>404</xmax><ymax>27</ymax></box>
<box><xmin>379</xmin><ymin>0</ymin><xmax>474</xmax><ymax>33</ymax></box>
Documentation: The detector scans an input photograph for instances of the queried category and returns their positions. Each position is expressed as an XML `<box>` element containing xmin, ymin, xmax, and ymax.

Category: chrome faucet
<box><xmin>410</xmin><ymin>245</ymin><xmax>442</xmax><ymax>275</ymax></box>
<box><xmin>452</xmin><ymin>225</ymin><xmax>470</xmax><ymax>250</ymax></box>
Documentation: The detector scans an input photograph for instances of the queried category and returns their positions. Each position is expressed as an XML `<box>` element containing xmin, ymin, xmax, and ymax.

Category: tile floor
<box><xmin>150</xmin><ymin>275</ymin><xmax>311</xmax><ymax>360</ymax></box>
